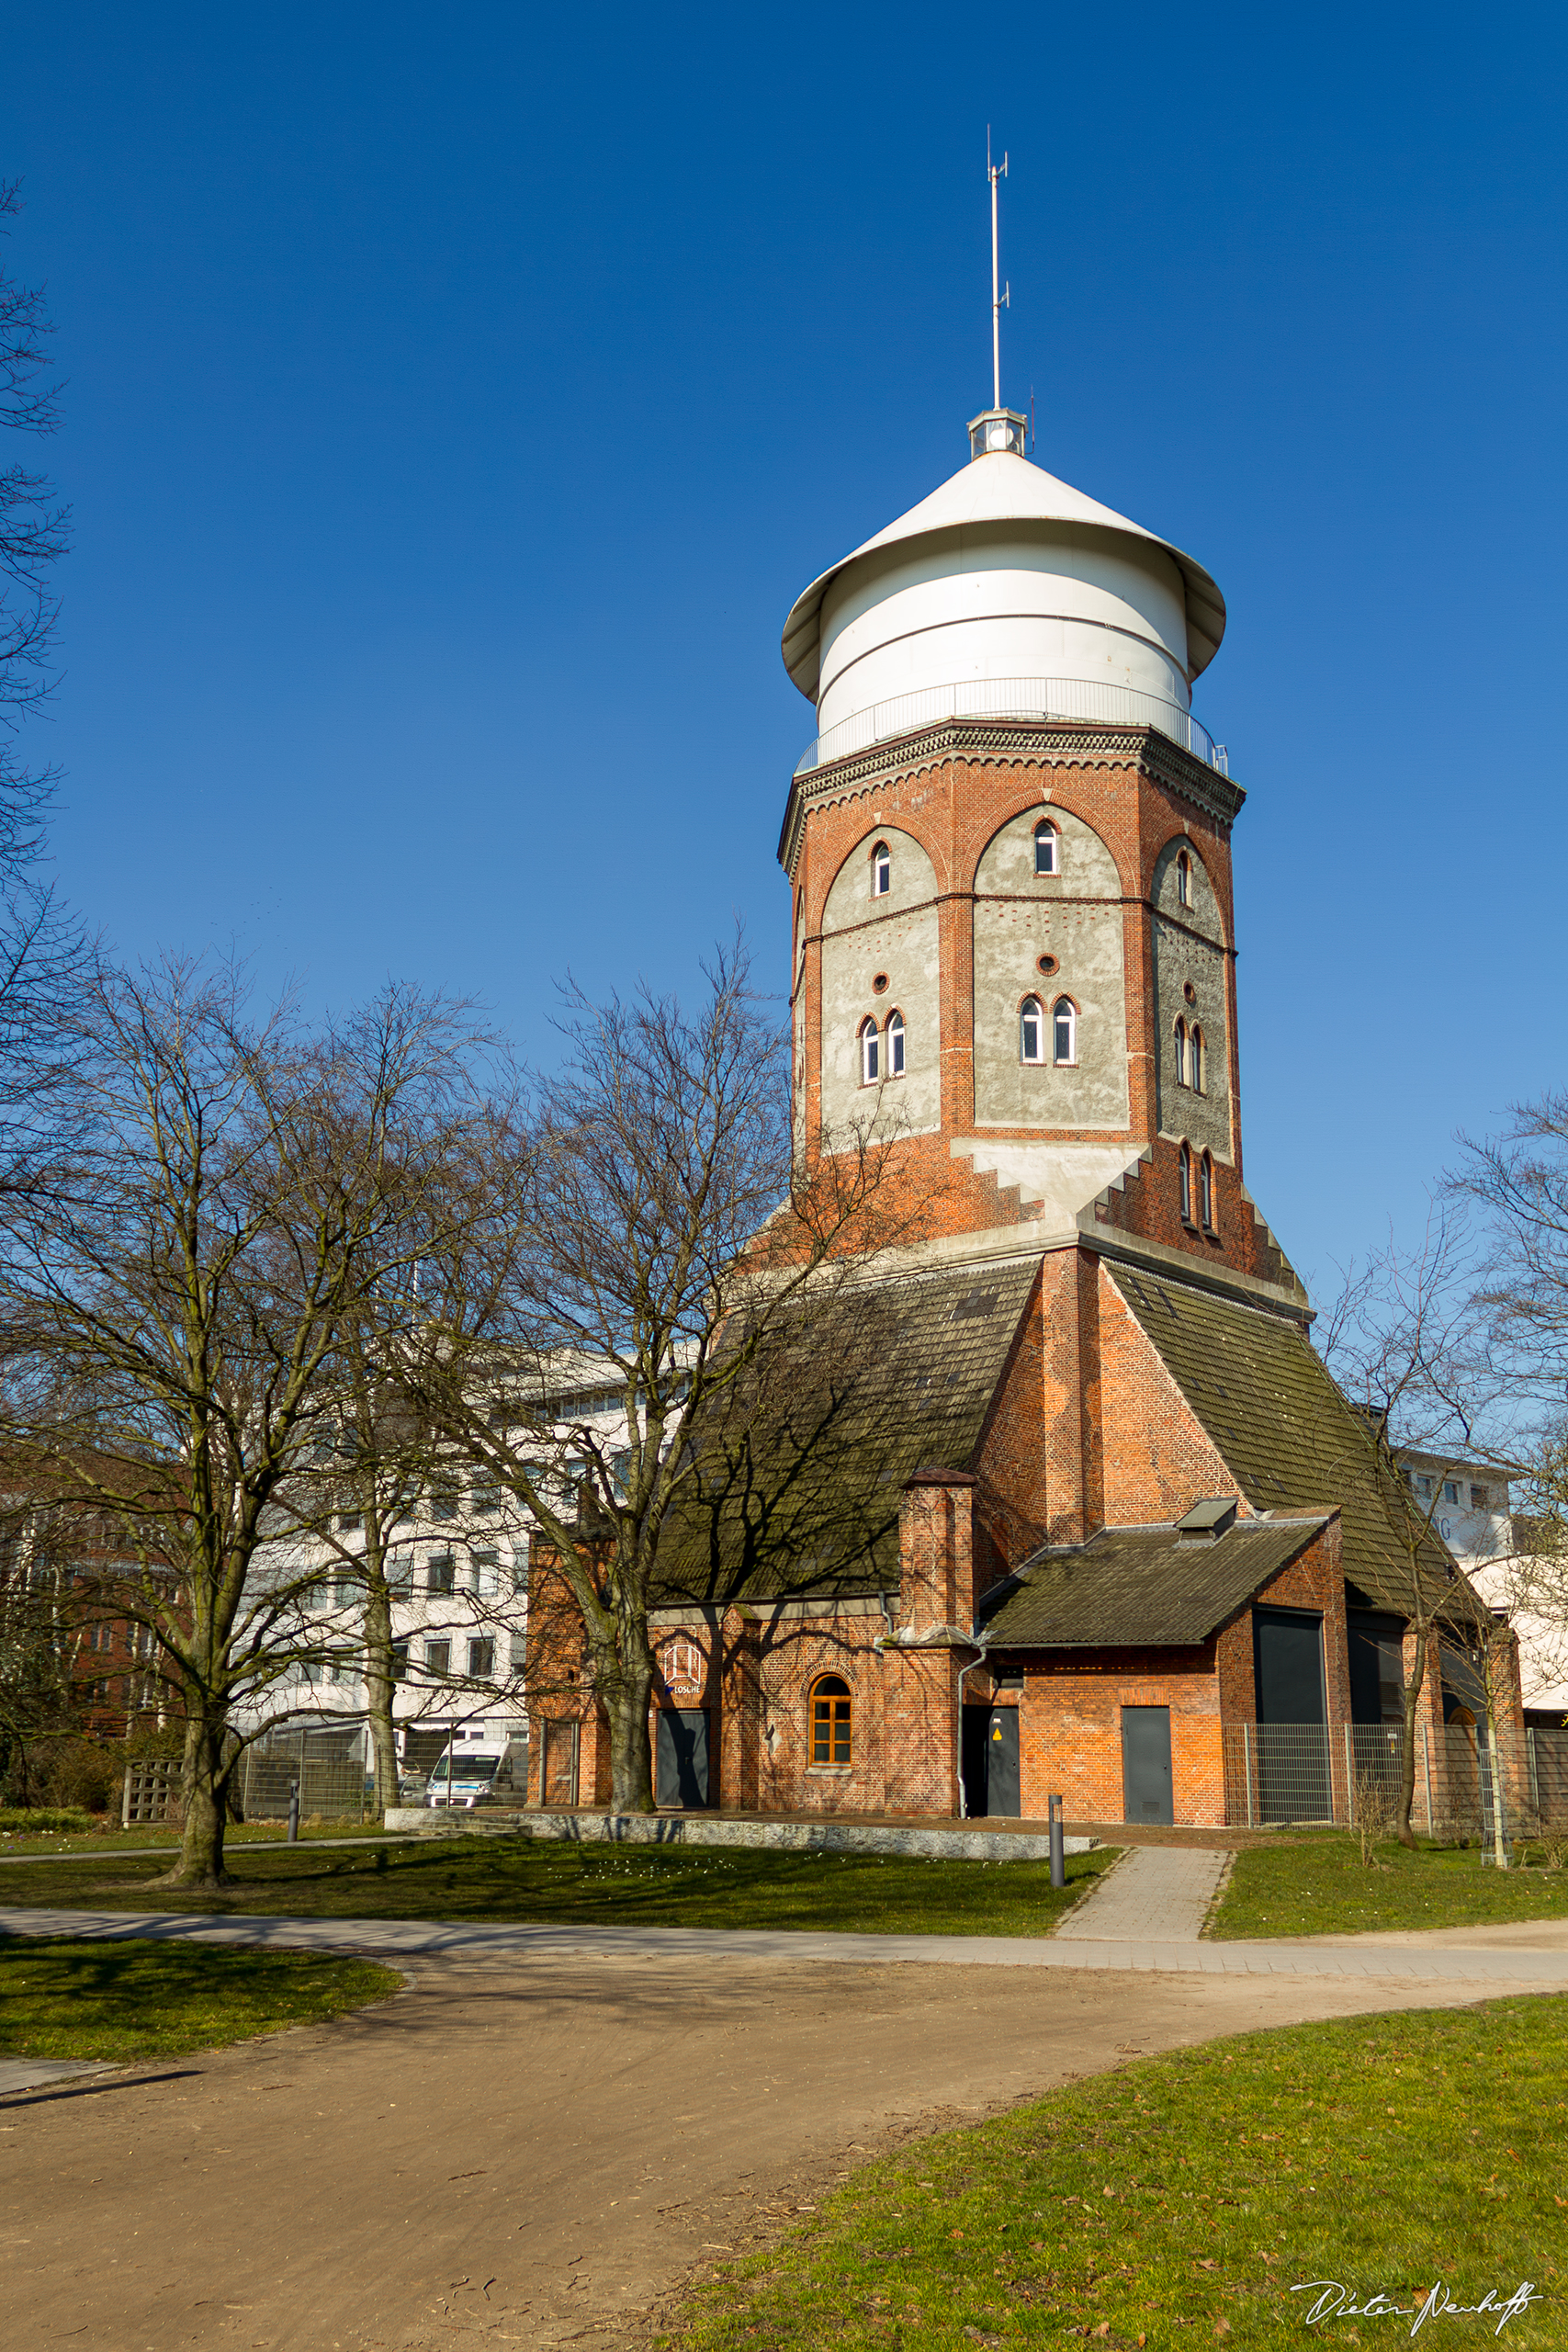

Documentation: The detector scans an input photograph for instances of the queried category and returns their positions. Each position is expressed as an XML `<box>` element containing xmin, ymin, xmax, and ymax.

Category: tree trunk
<box><xmin>1483</xmin><ymin>1702</ymin><xmax>1510</xmax><ymax>1869</ymax></box>
<box><xmin>1396</xmin><ymin>1632</ymin><xmax>1428</xmax><ymax>1851</ymax></box>
<box><xmin>362</xmin><ymin>1577</ymin><xmax>400</xmax><ymax>1817</ymax></box>
<box><xmin>601</xmin><ymin>1656</ymin><xmax>656</xmax><ymax>1814</ymax></box>
<box><xmin>156</xmin><ymin>1707</ymin><xmax>231</xmax><ymax>1886</ymax></box>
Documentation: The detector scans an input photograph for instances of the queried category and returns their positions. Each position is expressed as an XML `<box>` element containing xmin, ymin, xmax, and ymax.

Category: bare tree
<box><xmin>0</xmin><ymin>959</ymin><xmax>488</xmax><ymax>1883</ymax></box>
<box><xmin>0</xmin><ymin>183</ymin><xmax>86</xmax><ymax>1198</ymax></box>
<box><xmin>407</xmin><ymin>936</ymin><xmax>935</xmax><ymax>1815</ymax></box>
<box><xmin>1317</xmin><ymin>1213</ymin><xmax>1498</xmax><ymax>1849</ymax></box>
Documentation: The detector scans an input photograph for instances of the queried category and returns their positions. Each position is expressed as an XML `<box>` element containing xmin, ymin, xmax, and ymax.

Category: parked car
<box><xmin>396</xmin><ymin>1769</ymin><xmax>428</xmax><ymax>1802</ymax></box>
<box><xmin>424</xmin><ymin>1751</ymin><xmax>502</xmax><ymax>1809</ymax></box>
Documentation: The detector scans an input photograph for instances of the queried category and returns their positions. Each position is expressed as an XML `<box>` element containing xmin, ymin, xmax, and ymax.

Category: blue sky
<box><xmin>5</xmin><ymin>1</ymin><xmax>1564</xmax><ymax>1299</ymax></box>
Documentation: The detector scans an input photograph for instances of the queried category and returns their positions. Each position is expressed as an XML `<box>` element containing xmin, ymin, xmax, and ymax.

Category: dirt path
<box><xmin>5</xmin><ymin>1951</ymin><xmax>1563</xmax><ymax>2352</ymax></box>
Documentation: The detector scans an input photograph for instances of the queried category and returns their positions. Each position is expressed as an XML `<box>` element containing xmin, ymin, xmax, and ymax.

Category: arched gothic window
<box><xmin>810</xmin><ymin>1674</ymin><xmax>852</xmax><ymax>1766</ymax></box>
<box><xmin>1052</xmin><ymin>996</ymin><xmax>1077</xmax><ymax>1067</ymax></box>
<box><xmin>859</xmin><ymin>1018</ymin><xmax>880</xmax><ymax>1085</ymax></box>
<box><xmin>1176</xmin><ymin>850</ymin><xmax>1190</xmax><ymax>908</ymax></box>
<box><xmin>1190</xmin><ymin>1024</ymin><xmax>1204</xmax><ymax>1094</ymax></box>
<box><xmin>1020</xmin><ymin>995</ymin><xmax>1044</xmax><ymax>1064</ymax></box>
<box><xmin>1173</xmin><ymin>1017</ymin><xmax>1188</xmax><ymax>1087</ymax></box>
<box><xmin>886</xmin><ymin>1009</ymin><xmax>906</xmax><ymax>1078</ymax></box>
<box><xmin>1179</xmin><ymin>1141</ymin><xmax>1193</xmax><ymax>1224</ymax></box>
<box><xmin>871</xmin><ymin>841</ymin><xmax>891</xmax><ymax>898</ymax></box>
<box><xmin>1200</xmin><ymin>1150</ymin><xmax>1215</xmax><ymax>1231</ymax></box>
<box><xmin>1033</xmin><ymin>820</ymin><xmax>1059</xmax><ymax>876</ymax></box>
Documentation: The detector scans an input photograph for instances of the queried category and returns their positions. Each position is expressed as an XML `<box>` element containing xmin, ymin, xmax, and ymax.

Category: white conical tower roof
<box><xmin>782</xmin><ymin>447</ymin><xmax>1226</xmax><ymax>723</ymax></box>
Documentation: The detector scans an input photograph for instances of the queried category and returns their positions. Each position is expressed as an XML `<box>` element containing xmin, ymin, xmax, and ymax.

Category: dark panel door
<box><xmin>961</xmin><ymin>1707</ymin><xmax>990</xmax><ymax>1816</ymax></box>
<box><xmin>1253</xmin><ymin>1609</ymin><xmax>1330</xmax><ymax>1821</ymax></box>
<box><xmin>656</xmin><ymin>1709</ymin><xmax>710</xmax><ymax>1808</ymax></box>
<box><xmin>1122</xmin><ymin>1705</ymin><xmax>1173</xmax><ymax>1826</ymax></box>
<box><xmin>986</xmin><ymin>1708</ymin><xmax>1021</xmax><ymax>1817</ymax></box>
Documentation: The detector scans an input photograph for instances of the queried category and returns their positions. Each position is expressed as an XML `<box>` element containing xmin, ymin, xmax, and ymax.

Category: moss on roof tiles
<box><xmin>982</xmin><ymin>1517</ymin><xmax>1326</xmax><ymax>1647</ymax></box>
<box><xmin>1106</xmin><ymin>1262</ymin><xmax>1454</xmax><ymax>1615</ymax></box>
<box><xmin>650</xmin><ymin>1258</ymin><xmax>1040</xmax><ymax>1610</ymax></box>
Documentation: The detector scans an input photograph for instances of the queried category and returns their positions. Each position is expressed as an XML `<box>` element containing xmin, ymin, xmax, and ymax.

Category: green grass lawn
<box><xmin>0</xmin><ymin>1936</ymin><xmax>402</xmax><ymax>2063</ymax></box>
<box><xmin>0</xmin><ymin>1832</ymin><xmax>1117</xmax><ymax>1935</ymax></box>
<box><xmin>0</xmin><ymin>1815</ymin><xmax>388</xmax><ymax>1857</ymax></box>
<box><xmin>660</xmin><ymin>1998</ymin><xmax>1568</xmax><ymax>2350</ymax></box>
<box><xmin>1213</xmin><ymin>1832</ymin><xmax>1568</xmax><ymax>1939</ymax></box>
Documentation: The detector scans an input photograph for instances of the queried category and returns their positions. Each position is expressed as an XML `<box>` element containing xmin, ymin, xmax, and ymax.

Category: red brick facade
<box><xmin>521</xmin><ymin>721</ymin><xmax>1518</xmax><ymax>1828</ymax></box>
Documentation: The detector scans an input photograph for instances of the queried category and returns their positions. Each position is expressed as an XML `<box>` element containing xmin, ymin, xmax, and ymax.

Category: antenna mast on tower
<box><xmin>987</xmin><ymin>130</ymin><xmax>1009</xmax><ymax>412</ymax></box>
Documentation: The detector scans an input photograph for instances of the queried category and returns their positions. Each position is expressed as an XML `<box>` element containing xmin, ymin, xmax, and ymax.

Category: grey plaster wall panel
<box><xmin>820</xmin><ymin>906</ymin><xmax>942</xmax><ymax>1140</ymax></box>
<box><xmin>1150</xmin><ymin>838</ymin><xmax>1232</xmax><ymax>1160</ymax></box>
<box><xmin>972</xmin><ymin>805</ymin><xmax>1129</xmax><ymax>1131</ymax></box>
<box><xmin>819</xmin><ymin>828</ymin><xmax>942</xmax><ymax>1143</ymax></box>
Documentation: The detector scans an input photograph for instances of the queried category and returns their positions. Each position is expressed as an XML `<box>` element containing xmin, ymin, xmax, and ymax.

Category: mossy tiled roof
<box><xmin>1106</xmin><ymin>1261</ymin><xmax>1455</xmax><ymax>1615</ymax></box>
<box><xmin>649</xmin><ymin>1258</ymin><xmax>1039</xmax><ymax>1609</ymax></box>
<box><xmin>981</xmin><ymin>1515</ymin><xmax>1328</xmax><ymax>1647</ymax></box>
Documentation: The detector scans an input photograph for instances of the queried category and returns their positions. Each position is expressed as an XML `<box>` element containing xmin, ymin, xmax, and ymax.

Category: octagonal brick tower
<box><xmin>777</xmin><ymin>413</ymin><xmax>1301</xmax><ymax>1298</ymax></box>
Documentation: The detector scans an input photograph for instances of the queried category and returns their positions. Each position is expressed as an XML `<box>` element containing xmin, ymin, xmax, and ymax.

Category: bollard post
<box><xmin>1048</xmin><ymin>1792</ymin><xmax>1066</xmax><ymax>1889</ymax></box>
<box><xmin>288</xmin><ymin>1779</ymin><xmax>300</xmax><ymax>1843</ymax></box>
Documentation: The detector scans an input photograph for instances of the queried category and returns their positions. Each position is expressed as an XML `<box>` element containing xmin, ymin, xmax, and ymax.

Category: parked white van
<box><xmin>424</xmin><ymin>1750</ymin><xmax>503</xmax><ymax>1809</ymax></box>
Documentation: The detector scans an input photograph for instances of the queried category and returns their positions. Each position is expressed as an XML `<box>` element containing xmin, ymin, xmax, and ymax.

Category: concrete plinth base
<box><xmin>382</xmin><ymin>1805</ymin><xmax>1097</xmax><ymax>1861</ymax></box>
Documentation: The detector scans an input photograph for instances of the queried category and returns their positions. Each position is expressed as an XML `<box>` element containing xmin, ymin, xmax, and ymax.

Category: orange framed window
<box><xmin>809</xmin><ymin>1674</ymin><xmax>852</xmax><ymax>1766</ymax></box>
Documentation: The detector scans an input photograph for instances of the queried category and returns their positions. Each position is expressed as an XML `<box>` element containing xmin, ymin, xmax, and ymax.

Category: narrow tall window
<box><xmin>1177</xmin><ymin>850</ymin><xmax>1190</xmax><ymax>908</ymax></box>
<box><xmin>1190</xmin><ymin>1024</ymin><xmax>1204</xmax><ymax>1093</ymax></box>
<box><xmin>871</xmin><ymin>841</ymin><xmax>891</xmax><ymax>897</ymax></box>
<box><xmin>886</xmin><ymin>1009</ymin><xmax>906</xmax><ymax>1077</ymax></box>
<box><xmin>1173</xmin><ymin>1017</ymin><xmax>1188</xmax><ymax>1086</ymax></box>
<box><xmin>859</xmin><ymin>1017</ymin><xmax>880</xmax><ymax>1085</ymax></box>
<box><xmin>1033</xmin><ymin>819</ymin><xmax>1058</xmax><ymax>876</ymax></box>
<box><xmin>1052</xmin><ymin>996</ymin><xmax>1077</xmax><ymax>1066</ymax></box>
<box><xmin>1200</xmin><ymin>1149</ymin><xmax>1214</xmax><ymax>1230</ymax></box>
<box><xmin>810</xmin><ymin>1674</ymin><xmax>853</xmax><ymax>1765</ymax></box>
<box><xmin>1179</xmin><ymin>1141</ymin><xmax>1193</xmax><ymax>1223</ymax></box>
<box><xmin>1020</xmin><ymin>995</ymin><xmax>1043</xmax><ymax>1064</ymax></box>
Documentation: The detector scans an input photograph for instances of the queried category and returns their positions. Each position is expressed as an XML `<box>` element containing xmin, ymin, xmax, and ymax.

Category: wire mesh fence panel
<box><xmin>1528</xmin><ymin>1727</ymin><xmax>1568</xmax><ymax>1826</ymax></box>
<box><xmin>242</xmin><ymin>1732</ymin><xmax>365</xmax><ymax>1820</ymax></box>
<box><xmin>1222</xmin><ymin>1724</ymin><xmax>1338</xmax><ymax>1825</ymax></box>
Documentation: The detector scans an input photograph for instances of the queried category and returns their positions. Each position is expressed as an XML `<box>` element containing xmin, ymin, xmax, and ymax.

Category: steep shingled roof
<box><xmin>1104</xmin><ymin>1261</ymin><xmax>1456</xmax><ymax>1615</ymax></box>
<box><xmin>649</xmin><ymin>1258</ymin><xmax>1039</xmax><ymax>1610</ymax></box>
<box><xmin>980</xmin><ymin>1516</ymin><xmax>1328</xmax><ymax>1648</ymax></box>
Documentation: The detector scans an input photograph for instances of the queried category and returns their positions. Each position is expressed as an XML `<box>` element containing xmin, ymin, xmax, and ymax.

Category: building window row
<box><xmin>1178</xmin><ymin>1141</ymin><xmax>1217</xmax><ymax>1233</ymax></box>
<box><xmin>1020</xmin><ymin>994</ymin><xmax>1077</xmax><ymax>1067</ymax></box>
<box><xmin>869</xmin><ymin>820</ymin><xmax>1061</xmax><ymax>904</ymax></box>
<box><xmin>858</xmin><ymin>1010</ymin><xmax>906</xmax><ymax>1084</ymax></box>
<box><xmin>1172</xmin><ymin>1016</ymin><xmax>1205</xmax><ymax>1092</ymax></box>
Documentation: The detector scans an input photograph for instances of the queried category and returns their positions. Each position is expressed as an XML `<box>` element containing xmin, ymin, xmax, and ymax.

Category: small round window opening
<box><xmin>872</xmin><ymin>972</ymin><xmax>889</xmax><ymax>994</ymax></box>
<box><xmin>1183</xmin><ymin>980</ymin><xmax>1197</xmax><ymax>1005</ymax></box>
<box><xmin>1037</xmin><ymin>954</ymin><xmax>1058</xmax><ymax>976</ymax></box>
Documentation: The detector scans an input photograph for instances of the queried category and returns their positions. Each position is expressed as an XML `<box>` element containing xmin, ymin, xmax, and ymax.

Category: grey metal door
<box><xmin>986</xmin><ymin>1708</ymin><xmax>1020</xmax><ymax>1817</ymax></box>
<box><xmin>1253</xmin><ymin>1608</ymin><xmax>1329</xmax><ymax>1821</ymax></box>
<box><xmin>1122</xmin><ymin>1705</ymin><xmax>1173</xmax><ymax>1826</ymax></box>
<box><xmin>656</xmin><ymin>1709</ymin><xmax>710</xmax><ymax>1808</ymax></box>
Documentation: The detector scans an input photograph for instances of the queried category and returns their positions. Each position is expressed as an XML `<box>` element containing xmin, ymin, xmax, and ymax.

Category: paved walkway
<box><xmin>1056</xmin><ymin>1839</ymin><xmax>1227</xmax><ymax>1940</ymax></box>
<box><xmin>7</xmin><ymin>1903</ymin><xmax>1568</xmax><ymax>1985</ymax></box>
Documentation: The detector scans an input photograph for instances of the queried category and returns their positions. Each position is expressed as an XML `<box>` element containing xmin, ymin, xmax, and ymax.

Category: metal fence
<box><xmin>794</xmin><ymin>676</ymin><xmax>1226</xmax><ymax>779</ymax></box>
<box><xmin>240</xmin><ymin>1730</ymin><xmax>366</xmax><ymax>1821</ymax></box>
<box><xmin>1218</xmin><ymin>1721</ymin><xmax>1568</xmax><ymax>1839</ymax></box>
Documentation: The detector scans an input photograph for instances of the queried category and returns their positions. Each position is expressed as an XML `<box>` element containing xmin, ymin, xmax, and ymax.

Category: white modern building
<box><xmin>232</xmin><ymin>1363</ymin><xmax>642</xmax><ymax>1800</ymax></box>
